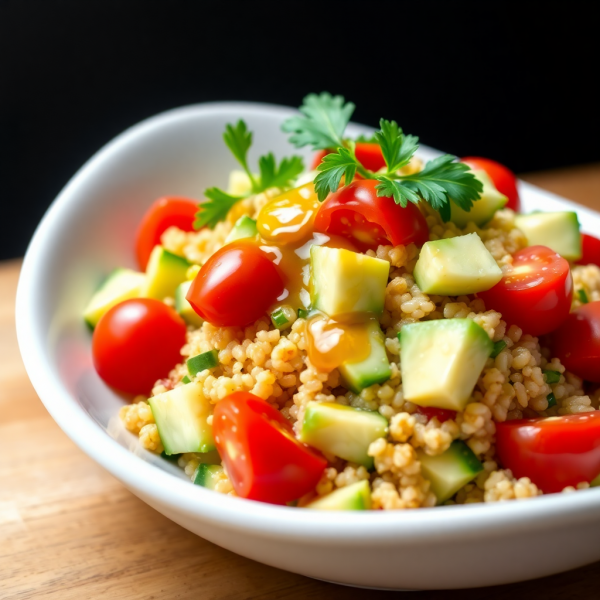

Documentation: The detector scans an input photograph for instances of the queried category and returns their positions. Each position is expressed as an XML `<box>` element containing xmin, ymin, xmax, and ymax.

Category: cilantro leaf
<box><xmin>258</xmin><ymin>153</ymin><xmax>304</xmax><ymax>190</ymax></box>
<box><xmin>194</xmin><ymin>188</ymin><xmax>244</xmax><ymax>230</ymax></box>
<box><xmin>375</xmin><ymin>176</ymin><xmax>421</xmax><ymax>207</ymax></box>
<box><xmin>354</xmin><ymin>133</ymin><xmax>378</xmax><ymax>143</ymax></box>
<box><xmin>223</xmin><ymin>120</ymin><xmax>254</xmax><ymax>179</ymax></box>
<box><xmin>375</xmin><ymin>119</ymin><xmax>419</xmax><ymax>174</ymax></box>
<box><xmin>398</xmin><ymin>155</ymin><xmax>483</xmax><ymax>216</ymax></box>
<box><xmin>314</xmin><ymin>147</ymin><xmax>358</xmax><ymax>201</ymax></box>
<box><xmin>282</xmin><ymin>92</ymin><xmax>355</xmax><ymax>150</ymax></box>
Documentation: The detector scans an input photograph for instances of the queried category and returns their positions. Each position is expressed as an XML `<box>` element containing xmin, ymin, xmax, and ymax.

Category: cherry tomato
<box><xmin>414</xmin><ymin>406</ymin><xmax>457</xmax><ymax>423</ymax></box>
<box><xmin>92</xmin><ymin>298</ymin><xmax>187</xmax><ymax>395</ymax></box>
<box><xmin>314</xmin><ymin>179</ymin><xmax>429</xmax><ymax>252</ymax></box>
<box><xmin>311</xmin><ymin>142</ymin><xmax>386</xmax><ymax>173</ymax></box>
<box><xmin>496</xmin><ymin>412</ymin><xmax>600</xmax><ymax>493</ymax></box>
<box><xmin>478</xmin><ymin>246</ymin><xmax>572</xmax><ymax>337</ymax></box>
<box><xmin>136</xmin><ymin>197</ymin><xmax>198</xmax><ymax>270</ymax></box>
<box><xmin>575</xmin><ymin>233</ymin><xmax>600</xmax><ymax>268</ymax></box>
<box><xmin>213</xmin><ymin>392</ymin><xmax>327</xmax><ymax>504</ymax></box>
<box><xmin>550</xmin><ymin>302</ymin><xmax>600</xmax><ymax>382</ymax></box>
<box><xmin>461</xmin><ymin>157</ymin><xmax>520</xmax><ymax>212</ymax></box>
<box><xmin>186</xmin><ymin>241</ymin><xmax>285</xmax><ymax>327</ymax></box>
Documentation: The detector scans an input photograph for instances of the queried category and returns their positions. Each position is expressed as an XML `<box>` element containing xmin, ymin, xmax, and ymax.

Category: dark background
<box><xmin>1</xmin><ymin>0</ymin><xmax>599</xmax><ymax>260</ymax></box>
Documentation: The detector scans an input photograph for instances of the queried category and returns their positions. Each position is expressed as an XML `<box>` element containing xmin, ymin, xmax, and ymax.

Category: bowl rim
<box><xmin>16</xmin><ymin>100</ymin><xmax>600</xmax><ymax>546</ymax></box>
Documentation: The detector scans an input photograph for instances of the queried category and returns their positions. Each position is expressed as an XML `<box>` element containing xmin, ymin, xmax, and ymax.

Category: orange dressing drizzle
<box><xmin>306</xmin><ymin>313</ymin><xmax>374</xmax><ymax>372</ymax></box>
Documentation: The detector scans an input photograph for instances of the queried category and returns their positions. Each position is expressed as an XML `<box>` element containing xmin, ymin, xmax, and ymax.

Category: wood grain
<box><xmin>2</xmin><ymin>164</ymin><xmax>600</xmax><ymax>599</ymax></box>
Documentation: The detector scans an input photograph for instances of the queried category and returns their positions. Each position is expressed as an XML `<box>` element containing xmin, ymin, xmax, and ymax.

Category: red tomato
<box><xmin>136</xmin><ymin>197</ymin><xmax>198</xmax><ymax>270</ymax></box>
<box><xmin>550</xmin><ymin>302</ymin><xmax>600</xmax><ymax>382</ymax></box>
<box><xmin>496</xmin><ymin>412</ymin><xmax>600</xmax><ymax>493</ymax></box>
<box><xmin>311</xmin><ymin>142</ymin><xmax>386</xmax><ymax>173</ymax></box>
<box><xmin>478</xmin><ymin>246</ymin><xmax>572</xmax><ymax>337</ymax></box>
<box><xmin>92</xmin><ymin>298</ymin><xmax>187</xmax><ymax>395</ymax></box>
<box><xmin>414</xmin><ymin>406</ymin><xmax>457</xmax><ymax>423</ymax></box>
<box><xmin>575</xmin><ymin>233</ymin><xmax>600</xmax><ymax>268</ymax></box>
<box><xmin>213</xmin><ymin>392</ymin><xmax>327</xmax><ymax>504</ymax></box>
<box><xmin>461</xmin><ymin>157</ymin><xmax>520</xmax><ymax>212</ymax></box>
<box><xmin>186</xmin><ymin>241</ymin><xmax>285</xmax><ymax>327</ymax></box>
<box><xmin>314</xmin><ymin>179</ymin><xmax>429</xmax><ymax>252</ymax></box>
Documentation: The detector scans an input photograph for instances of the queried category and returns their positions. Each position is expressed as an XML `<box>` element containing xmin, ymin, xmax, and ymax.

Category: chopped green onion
<box><xmin>297</xmin><ymin>308</ymin><xmax>309</xmax><ymax>319</ymax></box>
<box><xmin>181</xmin><ymin>375</ymin><xmax>191</xmax><ymax>384</ymax></box>
<box><xmin>543</xmin><ymin>370</ymin><xmax>561</xmax><ymax>384</ymax></box>
<box><xmin>270</xmin><ymin>306</ymin><xmax>296</xmax><ymax>329</ymax></box>
<box><xmin>546</xmin><ymin>392</ymin><xmax>557</xmax><ymax>408</ymax></box>
<box><xmin>490</xmin><ymin>340</ymin><xmax>507</xmax><ymax>358</ymax></box>
<box><xmin>187</xmin><ymin>349</ymin><xmax>219</xmax><ymax>377</ymax></box>
<box><xmin>578</xmin><ymin>289</ymin><xmax>589</xmax><ymax>304</ymax></box>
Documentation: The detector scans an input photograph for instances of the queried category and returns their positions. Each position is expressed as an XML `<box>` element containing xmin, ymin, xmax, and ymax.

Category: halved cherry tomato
<box><xmin>414</xmin><ymin>406</ymin><xmax>457</xmax><ymax>423</ymax></box>
<box><xmin>213</xmin><ymin>392</ymin><xmax>327</xmax><ymax>504</ymax></box>
<box><xmin>461</xmin><ymin>157</ymin><xmax>520</xmax><ymax>212</ymax></box>
<box><xmin>478</xmin><ymin>246</ymin><xmax>572</xmax><ymax>337</ymax></box>
<box><xmin>186</xmin><ymin>241</ymin><xmax>285</xmax><ymax>327</ymax></box>
<box><xmin>92</xmin><ymin>298</ymin><xmax>187</xmax><ymax>395</ymax></box>
<box><xmin>311</xmin><ymin>142</ymin><xmax>386</xmax><ymax>174</ymax></box>
<box><xmin>575</xmin><ymin>233</ymin><xmax>600</xmax><ymax>268</ymax></box>
<box><xmin>550</xmin><ymin>301</ymin><xmax>600</xmax><ymax>382</ymax></box>
<box><xmin>314</xmin><ymin>179</ymin><xmax>429</xmax><ymax>252</ymax></box>
<box><xmin>136</xmin><ymin>197</ymin><xmax>198</xmax><ymax>270</ymax></box>
<box><xmin>496</xmin><ymin>412</ymin><xmax>600</xmax><ymax>493</ymax></box>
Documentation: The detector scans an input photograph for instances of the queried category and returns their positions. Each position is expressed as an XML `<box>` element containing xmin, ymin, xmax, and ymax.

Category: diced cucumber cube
<box><xmin>299</xmin><ymin>402</ymin><xmax>388</xmax><ymax>468</ymax></box>
<box><xmin>449</xmin><ymin>170</ymin><xmax>507</xmax><ymax>227</ymax></box>
<box><xmin>515</xmin><ymin>211</ymin><xmax>582</xmax><ymax>261</ymax></box>
<box><xmin>225</xmin><ymin>215</ymin><xmax>258</xmax><ymax>244</ymax></box>
<box><xmin>187</xmin><ymin>350</ymin><xmax>219</xmax><ymax>377</ymax></box>
<box><xmin>306</xmin><ymin>480</ymin><xmax>371</xmax><ymax>510</ymax></box>
<box><xmin>141</xmin><ymin>245</ymin><xmax>191</xmax><ymax>300</ymax></box>
<box><xmin>413</xmin><ymin>233</ymin><xmax>502</xmax><ymax>296</ymax></box>
<box><xmin>310</xmin><ymin>246</ymin><xmax>390</xmax><ymax>318</ymax></box>
<box><xmin>419</xmin><ymin>440</ymin><xmax>484</xmax><ymax>503</ymax></box>
<box><xmin>83</xmin><ymin>268</ymin><xmax>146</xmax><ymax>327</ymax></box>
<box><xmin>175</xmin><ymin>280</ymin><xmax>204</xmax><ymax>327</ymax></box>
<box><xmin>338</xmin><ymin>319</ymin><xmax>391</xmax><ymax>393</ymax></box>
<box><xmin>149</xmin><ymin>381</ymin><xmax>215</xmax><ymax>455</ymax></box>
<box><xmin>400</xmin><ymin>319</ymin><xmax>493</xmax><ymax>411</ymax></box>
<box><xmin>193</xmin><ymin>464</ymin><xmax>224</xmax><ymax>490</ymax></box>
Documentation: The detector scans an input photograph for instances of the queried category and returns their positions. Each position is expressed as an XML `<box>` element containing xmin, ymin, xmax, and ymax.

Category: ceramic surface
<box><xmin>16</xmin><ymin>102</ymin><xmax>600</xmax><ymax>590</ymax></box>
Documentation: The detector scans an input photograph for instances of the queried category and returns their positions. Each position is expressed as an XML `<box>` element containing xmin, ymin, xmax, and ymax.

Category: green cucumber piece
<box><xmin>225</xmin><ymin>215</ymin><xmax>258</xmax><ymax>244</ymax></box>
<box><xmin>187</xmin><ymin>350</ymin><xmax>219</xmax><ymax>377</ymax></box>
<box><xmin>141</xmin><ymin>245</ymin><xmax>191</xmax><ymax>300</ymax></box>
<box><xmin>310</xmin><ymin>246</ymin><xmax>390</xmax><ymax>318</ymax></box>
<box><xmin>515</xmin><ymin>211</ymin><xmax>582</xmax><ymax>261</ymax></box>
<box><xmin>306</xmin><ymin>480</ymin><xmax>371</xmax><ymax>510</ymax></box>
<box><xmin>401</xmin><ymin>319</ymin><xmax>493</xmax><ymax>411</ymax></box>
<box><xmin>148</xmin><ymin>381</ymin><xmax>215</xmax><ymax>455</ymax></box>
<box><xmin>193</xmin><ymin>464</ymin><xmax>224</xmax><ymax>490</ymax></box>
<box><xmin>299</xmin><ymin>402</ymin><xmax>388</xmax><ymax>468</ymax></box>
<box><xmin>338</xmin><ymin>319</ymin><xmax>391</xmax><ymax>393</ymax></box>
<box><xmin>449</xmin><ymin>170</ymin><xmax>508</xmax><ymax>227</ymax></box>
<box><xmin>413</xmin><ymin>233</ymin><xmax>502</xmax><ymax>296</ymax></box>
<box><xmin>175</xmin><ymin>280</ymin><xmax>204</xmax><ymax>327</ymax></box>
<box><xmin>419</xmin><ymin>440</ymin><xmax>484</xmax><ymax>503</ymax></box>
<box><xmin>83</xmin><ymin>268</ymin><xmax>146</xmax><ymax>327</ymax></box>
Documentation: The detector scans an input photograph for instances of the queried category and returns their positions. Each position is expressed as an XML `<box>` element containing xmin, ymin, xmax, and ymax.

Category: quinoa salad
<box><xmin>85</xmin><ymin>93</ymin><xmax>600</xmax><ymax>510</ymax></box>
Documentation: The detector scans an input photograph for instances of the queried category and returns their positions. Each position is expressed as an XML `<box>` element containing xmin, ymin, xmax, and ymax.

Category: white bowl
<box><xmin>16</xmin><ymin>102</ymin><xmax>600</xmax><ymax>590</ymax></box>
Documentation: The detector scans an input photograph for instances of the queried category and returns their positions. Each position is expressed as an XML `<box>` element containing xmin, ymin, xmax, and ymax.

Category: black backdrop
<box><xmin>1</xmin><ymin>0</ymin><xmax>599</xmax><ymax>259</ymax></box>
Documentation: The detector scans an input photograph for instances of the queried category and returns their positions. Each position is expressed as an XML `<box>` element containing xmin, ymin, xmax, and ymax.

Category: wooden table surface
<box><xmin>2</xmin><ymin>164</ymin><xmax>600</xmax><ymax>599</ymax></box>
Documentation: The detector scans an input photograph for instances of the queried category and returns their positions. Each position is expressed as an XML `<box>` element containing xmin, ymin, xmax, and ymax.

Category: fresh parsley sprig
<box><xmin>195</xmin><ymin>120</ymin><xmax>304</xmax><ymax>229</ymax></box>
<box><xmin>282</xmin><ymin>93</ymin><xmax>483</xmax><ymax>221</ymax></box>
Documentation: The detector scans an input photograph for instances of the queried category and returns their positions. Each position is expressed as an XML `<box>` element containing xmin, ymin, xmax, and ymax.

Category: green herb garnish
<box><xmin>546</xmin><ymin>392</ymin><xmax>557</xmax><ymax>408</ymax></box>
<box><xmin>194</xmin><ymin>120</ymin><xmax>304</xmax><ymax>229</ymax></box>
<box><xmin>490</xmin><ymin>340</ymin><xmax>507</xmax><ymax>358</ymax></box>
<box><xmin>578</xmin><ymin>289</ymin><xmax>589</xmax><ymax>304</ymax></box>
<box><xmin>282</xmin><ymin>92</ymin><xmax>483</xmax><ymax>221</ymax></box>
<box><xmin>297</xmin><ymin>308</ymin><xmax>308</xmax><ymax>319</ymax></box>
<box><xmin>543</xmin><ymin>370</ymin><xmax>561</xmax><ymax>384</ymax></box>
